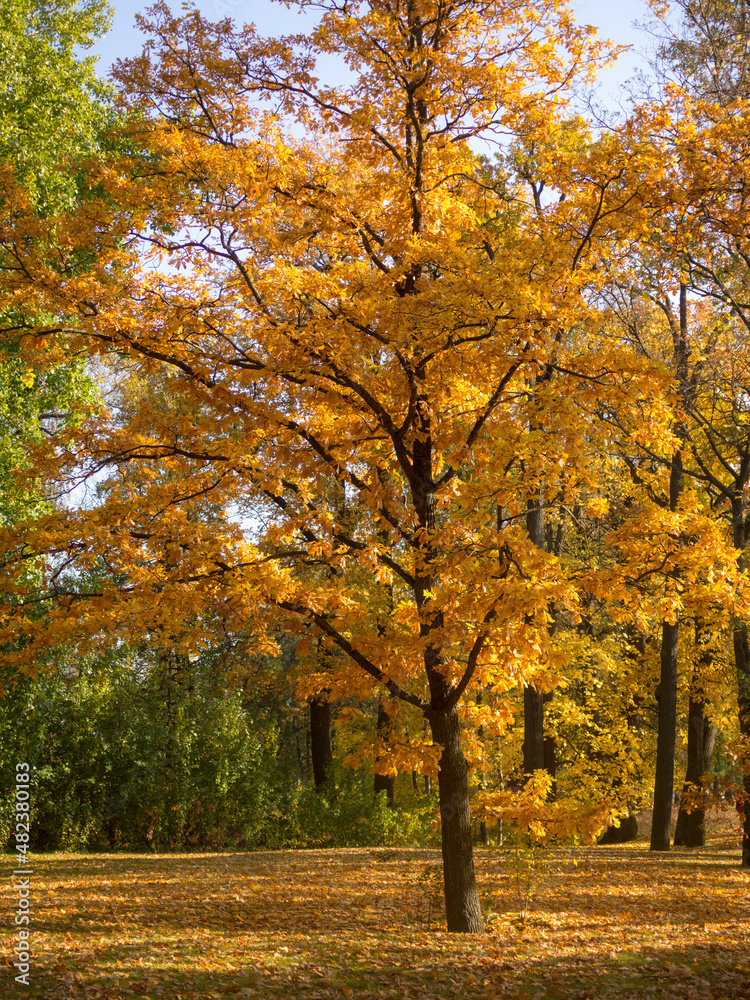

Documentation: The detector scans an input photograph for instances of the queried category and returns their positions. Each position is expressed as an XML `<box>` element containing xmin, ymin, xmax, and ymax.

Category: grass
<box><xmin>2</xmin><ymin>808</ymin><xmax>749</xmax><ymax>999</ymax></box>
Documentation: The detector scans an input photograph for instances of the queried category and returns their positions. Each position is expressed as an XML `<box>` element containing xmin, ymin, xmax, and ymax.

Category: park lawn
<box><xmin>2</xmin><ymin>817</ymin><xmax>750</xmax><ymax>1000</ymax></box>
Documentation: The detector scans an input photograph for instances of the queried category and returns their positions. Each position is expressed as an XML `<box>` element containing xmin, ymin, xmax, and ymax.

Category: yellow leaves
<box><xmin>344</xmin><ymin>734</ymin><xmax>443</xmax><ymax>778</ymax></box>
<box><xmin>296</xmin><ymin>673</ymin><xmax>335</xmax><ymax>702</ymax></box>
<box><xmin>583</xmin><ymin>495</ymin><xmax>608</xmax><ymax>518</ymax></box>
<box><xmin>647</xmin><ymin>0</ymin><xmax>671</xmax><ymax>17</ymax></box>
<box><xmin>336</xmin><ymin>705</ymin><xmax>365</xmax><ymax>726</ymax></box>
<box><xmin>475</xmin><ymin>771</ymin><xmax>616</xmax><ymax>846</ymax></box>
<box><xmin>461</xmin><ymin>697</ymin><xmax>514</xmax><ymax>737</ymax></box>
<box><xmin>372</xmin><ymin>563</ymin><xmax>393</xmax><ymax>586</ymax></box>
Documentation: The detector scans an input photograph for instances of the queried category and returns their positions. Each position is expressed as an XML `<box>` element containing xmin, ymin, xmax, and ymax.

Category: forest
<box><xmin>1</xmin><ymin>0</ymin><xmax>750</xmax><ymax>972</ymax></box>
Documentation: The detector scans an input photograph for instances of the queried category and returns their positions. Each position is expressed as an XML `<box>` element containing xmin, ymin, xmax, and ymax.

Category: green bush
<box><xmin>1</xmin><ymin>652</ymin><xmax>438</xmax><ymax>853</ymax></box>
<box><xmin>267</xmin><ymin>764</ymin><xmax>437</xmax><ymax>850</ymax></box>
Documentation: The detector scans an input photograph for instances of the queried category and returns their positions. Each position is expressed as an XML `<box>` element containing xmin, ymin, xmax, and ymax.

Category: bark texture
<box><xmin>734</xmin><ymin>623</ymin><xmax>750</xmax><ymax>866</ymax></box>
<box><xmin>523</xmin><ymin>686</ymin><xmax>545</xmax><ymax>775</ymax></box>
<box><xmin>674</xmin><ymin>645</ymin><xmax>716</xmax><ymax>848</ymax></box>
<box><xmin>523</xmin><ymin>493</ymin><xmax>545</xmax><ymax>779</ymax></box>
<box><xmin>651</xmin><ymin>620</ymin><xmax>679</xmax><ymax>851</ymax></box>
<box><xmin>428</xmin><ymin>704</ymin><xmax>484</xmax><ymax>933</ymax></box>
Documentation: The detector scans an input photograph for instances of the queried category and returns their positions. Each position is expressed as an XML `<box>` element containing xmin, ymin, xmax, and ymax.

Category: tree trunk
<box><xmin>412</xmin><ymin>372</ymin><xmax>482</xmax><ymax>931</ymax></box>
<box><xmin>599</xmin><ymin>810</ymin><xmax>639</xmax><ymax>844</ymax></box>
<box><xmin>734</xmin><ymin>623</ymin><xmax>750</xmax><ymax>866</ymax></box>
<box><xmin>523</xmin><ymin>492</ymin><xmax>545</xmax><ymax>779</ymax></box>
<box><xmin>651</xmin><ymin>620</ymin><xmax>679</xmax><ymax>851</ymax></box>
<box><xmin>309</xmin><ymin>696</ymin><xmax>333</xmax><ymax>790</ymax></box>
<box><xmin>374</xmin><ymin>701</ymin><xmax>395</xmax><ymax>806</ymax></box>
<box><xmin>373</xmin><ymin>772</ymin><xmax>395</xmax><ymax>804</ymax></box>
<box><xmin>543</xmin><ymin>690</ymin><xmax>557</xmax><ymax>799</ymax></box>
<box><xmin>650</xmin><ymin>289</ymin><xmax>688</xmax><ymax>852</ymax></box>
<box><xmin>673</xmin><ymin>693</ymin><xmax>716</xmax><ymax>847</ymax></box>
<box><xmin>523</xmin><ymin>686</ymin><xmax>545</xmax><ymax>776</ymax></box>
<box><xmin>731</xmin><ymin>498</ymin><xmax>750</xmax><ymax>867</ymax></box>
<box><xmin>428</xmin><ymin>705</ymin><xmax>484</xmax><ymax>933</ymax></box>
<box><xmin>674</xmin><ymin>626</ymin><xmax>716</xmax><ymax>848</ymax></box>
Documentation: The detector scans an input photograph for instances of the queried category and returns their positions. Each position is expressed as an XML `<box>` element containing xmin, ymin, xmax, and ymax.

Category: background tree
<box><xmin>621</xmin><ymin>0</ymin><xmax>750</xmax><ymax>857</ymax></box>
<box><xmin>0</xmin><ymin>0</ymin><xmax>113</xmax><ymax>529</ymax></box>
<box><xmin>645</xmin><ymin>0</ymin><xmax>750</xmax><ymax>105</ymax></box>
<box><xmin>599</xmin><ymin>280</ymin><xmax>744</xmax><ymax>850</ymax></box>
<box><xmin>0</xmin><ymin>0</ymin><xmax>113</xmax><ymax>212</ymax></box>
<box><xmin>673</xmin><ymin>622</ymin><xmax>719</xmax><ymax>846</ymax></box>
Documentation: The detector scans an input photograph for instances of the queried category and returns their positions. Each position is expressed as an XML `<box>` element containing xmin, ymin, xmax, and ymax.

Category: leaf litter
<box><xmin>2</xmin><ymin>820</ymin><xmax>749</xmax><ymax>1000</ymax></box>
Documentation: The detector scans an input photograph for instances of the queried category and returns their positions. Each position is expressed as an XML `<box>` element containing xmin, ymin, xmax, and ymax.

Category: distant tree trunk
<box><xmin>523</xmin><ymin>493</ymin><xmax>545</xmax><ymax>778</ymax></box>
<box><xmin>427</xmin><ymin>703</ymin><xmax>484</xmax><ymax>933</ymax></box>
<box><xmin>308</xmin><ymin>480</ymin><xmax>345</xmax><ymax>793</ymax></box>
<box><xmin>599</xmin><ymin>810</ymin><xmax>639</xmax><ymax>844</ymax></box>
<box><xmin>673</xmin><ymin>695</ymin><xmax>716</xmax><ymax>847</ymax></box>
<box><xmin>373</xmin><ymin>701</ymin><xmax>395</xmax><ymax>806</ymax></box>
<box><xmin>731</xmin><ymin>497</ymin><xmax>750</xmax><ymax>867</ymax></box>
<box><xmin>651</xmin><ymin>620</ymin><xmax>679</xmax><ymax>851</ymax></box>
<box><xmin>651</xmin><ymin>284</ymin><xmax>688</xmax><ymax>853</ymax></box>
<box><xmin>543</xmin><ymin>690</ymin><xmax>557</xmax><ymax>799</ymax></box>
<box><xmin>734</xmin><ymin>621</ymin><xmax>750</xmax><ymax>866</ymax></box>
<box><xmin>674</xmin><ymin>626</ymin><xmax>716</xmax><ymax>848</ymax></box>
<box><xmin>373</xmin><ymin>773</ymin><xmax>394</xmax><ymax>804</ymax></box>
<box><xmin>309</xmin><ymin>696</ymin><xmax>333</xmax><ymax>790</ymax></box>
<box><xmin>523</xmin><ymin>686</ymin><xmax>545</xmax><ymax>775</ymax></box>
<box><xmin>157</xmin><ymin>649</ymin><xmax>193</xmax><ymax>845</ymax></box>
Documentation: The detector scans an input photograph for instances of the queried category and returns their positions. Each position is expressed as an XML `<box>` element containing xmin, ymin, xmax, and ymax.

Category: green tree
<box><xmin>0</xmin><ymin>0</ymin><xmax>113</xmax><ymax>213</ymax></box>
<box><xmin>0</xmin><ymin>0</ymin><xmax>114</xmax><ymax>527</ymax></box>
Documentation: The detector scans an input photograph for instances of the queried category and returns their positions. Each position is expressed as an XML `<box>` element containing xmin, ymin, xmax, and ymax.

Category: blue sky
<box><xmin>88</xmin><ymin>0</ymin><xmax>653</xmax><ymax>101</ymax></box>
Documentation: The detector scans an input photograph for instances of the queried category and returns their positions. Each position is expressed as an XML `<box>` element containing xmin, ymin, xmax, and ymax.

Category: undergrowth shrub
<box><xmin>1</xmin><ymin>659</ymin><xmax>438</xmax><ymax>852</ymax></box>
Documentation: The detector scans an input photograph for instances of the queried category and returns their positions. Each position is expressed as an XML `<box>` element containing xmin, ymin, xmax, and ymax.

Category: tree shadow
<box><xmin>2</xmin><ymin>847</ymin><xmax>749</xmax><ymax>1000</ymax></box>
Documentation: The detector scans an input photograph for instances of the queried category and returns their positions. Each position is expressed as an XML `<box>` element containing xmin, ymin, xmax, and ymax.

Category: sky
<box><xmin>87</xmin><ymin>0</ymin><xmax>655</xmax><ymax>103</ymax></box>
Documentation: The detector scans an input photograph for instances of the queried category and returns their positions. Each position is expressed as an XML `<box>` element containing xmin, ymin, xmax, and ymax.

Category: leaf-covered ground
<box><xmin>3</xmin><ymin>815</ymin><xmax>750</xmax><ymax>1000</ymax></box>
